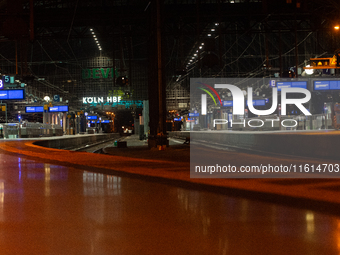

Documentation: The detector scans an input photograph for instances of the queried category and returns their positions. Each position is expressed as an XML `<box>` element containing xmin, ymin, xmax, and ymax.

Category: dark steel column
<box><xmin>148</xmin><ymin>0</ymin><xmax>167</xmax><ymax>148</ymax></box>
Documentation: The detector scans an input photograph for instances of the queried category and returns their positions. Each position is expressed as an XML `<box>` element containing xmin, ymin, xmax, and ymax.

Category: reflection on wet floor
<box><xmin>0</xmin><ymin>154</ymin><xmax>340</xmax><ymax>254</ymax></box>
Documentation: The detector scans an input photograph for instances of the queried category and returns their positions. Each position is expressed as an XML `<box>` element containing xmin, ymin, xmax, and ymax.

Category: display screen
<box><xmin>48</xmin><ymin>105</ymin><xmax>69</xmax><ymax>112</ymax></box>
<box><xmin>223</xmin><ymin>101</ymin><xmax>233</xmax><ymax>107</ymax></box>
<box><xmin>314</xmin><ymin>80</ymin><xmax>340</xmax><ymax>90</ymax></box>
<box><xmin>0</xmin><ymin>89</ymin><xmax>25</xmax><ymax>100</ymax></box>
<box><xmin>277</xmin><ymin>81</ymin><xmax>307</xmax><ymax>91</ymax></box>
<box><xmin>26</xmin><ymin>106</ymin><xmax>44</xmax><ymax>113</ymax></box>
<box><xmin>88</xmin><ymin>116</ymin><xmax>98</xmax><ymax>120</ymax></box>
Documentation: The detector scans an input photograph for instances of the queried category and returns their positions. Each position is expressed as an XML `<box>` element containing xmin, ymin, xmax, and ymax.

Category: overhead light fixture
<box><xmin>305</xmin><ymin>65</ymin><xmax>314</xmax><ymax>75</ymax></box>
<box><xmin>207</xmin><ymin>34</ymin><xmax>211</xmax><ymax>36</ymax></box>
<box><xmin>211</xmin><ymin>28</ymin><xmax>215</xmax><ymax>31</ymax></box>
<box><xmin>199</xmin><ymin>46</ymin><xmax>202</xmax><ymax>49</ymax></box>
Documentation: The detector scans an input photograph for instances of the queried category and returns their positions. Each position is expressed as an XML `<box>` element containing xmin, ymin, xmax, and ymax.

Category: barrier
<box><xmin>33</xmin><ymin>133</ymin><xmax>119</xmax><ymax>150</ymax></box>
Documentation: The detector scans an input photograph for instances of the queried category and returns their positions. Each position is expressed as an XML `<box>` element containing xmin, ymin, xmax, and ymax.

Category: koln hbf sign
<box><xmin>83</xmin><ymin>96</ymin><xmax>122</xmax><ymax>104</ymax></box>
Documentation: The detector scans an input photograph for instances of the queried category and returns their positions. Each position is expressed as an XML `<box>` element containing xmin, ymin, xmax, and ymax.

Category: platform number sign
<box><xmin>2</xmin><ymin>76</ymin><xmax>10</xmax><ymax>84</ymax></box>
<box><xmin>0</xmin><ymin>79</ymin><xmax>3</xmax><ymax>90</ymax></box>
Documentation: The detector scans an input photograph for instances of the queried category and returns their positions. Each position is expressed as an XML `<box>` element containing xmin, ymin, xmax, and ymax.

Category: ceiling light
<box><xmin>199</xmin><ymin>46</ymin><xmax>202</xmax><ymax>49</ymax></box>
<box><xmin>211</xmin><ymin>28</ymin><xmax>215</xmax><ymax>31</ymax></box>
<box><xmin>207</xmin><ymin>34</ymin><xmax>211</xmax><ymax>36</ymax></box>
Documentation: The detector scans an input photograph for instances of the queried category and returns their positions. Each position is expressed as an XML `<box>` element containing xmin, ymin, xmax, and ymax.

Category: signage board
<box><xmin>276</xmin><ymin>81</ymin><xmax>307</xmax><ymax>91</ymax></box>
<box><xmin>48</xmin><ymin>105</ymin><xmax>69</xmax><ymax>112</ymax></box>
<box><xmin>88</xmin><ymin>116</ymin><xmax>98</xmax><ymax>120</ymax></box>
<box><xmin>0</xmin><ymin>89</ymin><xmax>25</xmax><ymax>100</ymax></box>
<box><xmin>25</xmin><ymin>106</ymin><xmax>44</xmax><ymax>113</ymax></box>
<box><xmin>314</xmin><ymin>80</ymin><xmax>340</xmax><ymax>91</ymax></box>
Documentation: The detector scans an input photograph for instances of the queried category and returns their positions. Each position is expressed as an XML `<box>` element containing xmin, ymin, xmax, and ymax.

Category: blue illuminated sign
<box><xmin>26</xmin><ymin>106</ymin><xmax>44</xmax><ymax>113</ymax></box>
<box><xmin>314</xmin><ymin>80</ymin><xmax>340</xmax><ymax>90</ymax></box>
<box><xmin>0</xmin><ymin>80</ymin><xmax>3</xmax><ymax>90</ymax></box>
<box><xmin>277</xmin><ymin>81</ymin><xmax>307</xmax><ymax>91</ymax></box>
<box><xmin>189</xmin><ymin>113</ymin><xmax>199</xmax><ymax>117</ymax></box>
<box><xmin>90</xmin><ymin>120</ymin><xmax>110</xmax><ymax>123</ymax></box>
<box><xmin>48</xmin><ymin>105</ymin><xmax>69</xmax><ymax>112</ymax></box>
<box><xmin>9</xmin><ymin>90</ymin><xmax>24</xmax><ymax>99</ymax></box>
<box><xmin>0</xmin><ymin>91</ymin><xmax>8</xmax><ymax>100</ymax></box>
<box><xmin>223</xmin><ymin>101</ymin><xmax>233</xmax><ymax>107</ymax></box>
<box><xmin>88</xmin><ymin>116</ymin><xmax>98</xmax><ymax>120</ymax></box>
<box><xmin>58</xmin><ymin>106</ymin><xmax>68</xmax><ymax>112</ymax></box>
<box><xmin>0</xmin><ymin>89</ymin><xmax>25</xmax><ymax>100</ymax></box>
<box><xmin>246</xmin><ymin>100</ymin><xmax>266</xmax><ymax>106</ymax></box>
<box><xmin>253</xmin><ymin>99</ymin><xmax>266</xmax><ymax>106</ymax></box>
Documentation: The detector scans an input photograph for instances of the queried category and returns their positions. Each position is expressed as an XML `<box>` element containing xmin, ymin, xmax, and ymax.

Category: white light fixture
<box><xmin>215</xmin><ymin>23</ymin><xmax>219</xmax><ymax>26</ymax></box>
<box><xmin>207</xmin><ymin>34</ymin><xmax>211</xmax><ymax>36</ymax></box>
<box><xmin>305</xmin><ymin>65</ymin><xmax>314</xmax><ymax>75</ymax></box>
<box><xmin>44</xmin><ymin>96</ymin><xmax>50</xmax><ymax>102</ymax></box>
<box><xmin>90</xmin><ymin>28</ymin><xmax>93</xmax><ymax>31</ymax></box>
<box><xmin>199</xmin><ymin>46</ymin><xmax>202</xmax><ymax>49</ymax></box>
<box><xmin>211</xmin><ymin>29</ymin><xmax>215</xmax><ymax>31</ymax></box>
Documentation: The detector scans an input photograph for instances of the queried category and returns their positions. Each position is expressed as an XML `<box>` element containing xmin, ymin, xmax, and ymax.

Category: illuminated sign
<box><xmin>223</xmin><ymin>101</ymin><xmax>233</xmax><ymax>107</ymax></box>
<box><xmin>314</xmin><ymin>80</ymin><xmax>340</xmax><ymax>90</ymax></box>
<box><xmin>88</xmin><ymin>116</ymin><xmax>98</xmax><ymax>120</ymax></box>
<box><xmin>82</xmin><ymin>96</ymin><xmax>122</xmax><ymax>104</ymax></box>
<box><xmin>189</xmin><ymin>113</ymin><xmax>199</xmax><ymax>117</ymax></box>
<box><xmin>82</xmin><ymin>68</ymin><xmax>119</xmax><ymax>79</ymax></box>
<box><xmin>26</xmin><ymin>106</ymin><xmax>44</xmax><ymax>113</ymax></box>
<box><xmin>223</xmin><ymin>99</ymin><xmax>266</xmax><ymax>107</ymax></box>
<box><xmin>2</xmin><ymin>76</ymin><xmax>10</xmax><ymax>84</ymax></box>
<box><xmin>276</xmin><ymin>81</ymin><xmax>307</xmax><ymax>91</ymax></box>
<box><xmin>0</xmin><ymin>80</ymin><xmax>3</xmax><ymax>90</ymax></box>
<box><xmin>48</xmin><ymin>105</ymin><xmax>69</xmax><ymax>112</ymax></box>
<box><xmin>90</xmin><ymin>120</ymin><xmax>110</xmax><ymax>123</ymax></box>
<box><xmin>0</xmin><ymin>89</ymin><xmax>25</xmax><ymax>100</ymax></box>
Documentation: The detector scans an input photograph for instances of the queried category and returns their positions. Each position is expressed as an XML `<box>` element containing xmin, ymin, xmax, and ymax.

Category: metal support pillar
<box><xmin>147</xmin><ymin>0</ymin><xmax>167</xmax><ymax>149</ymax></box>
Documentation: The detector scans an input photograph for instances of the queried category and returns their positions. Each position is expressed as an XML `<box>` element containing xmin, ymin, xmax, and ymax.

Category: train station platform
<box><xmin>0</xmin><ymin>132</ymin><xmax>340</xmax><ymax>213</ymax></box>
<box><xmin>1</xmin><ymin>132</ymin><xmax>340</xmax><ymax>254</ymax></box>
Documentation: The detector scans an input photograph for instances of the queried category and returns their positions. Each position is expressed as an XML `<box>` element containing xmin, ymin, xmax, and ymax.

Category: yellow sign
<box><xmin>1</xmin><ymin>106</ymin><xmax>5</xmax><ymax>111</ymax></box>
<box><xmin>44</xmin><ymin>105</ymin><xmax>48</xmax><ymax>110</ymax></box>
<box><xmin>48</xmin><ymin>102</ymin><xmax>53</xmax><ymax>107</ymax></box>
<box><xmin>67</xmin><ymin>114</ymin><xmax>71</xmax><ymax>119</ymax></box>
